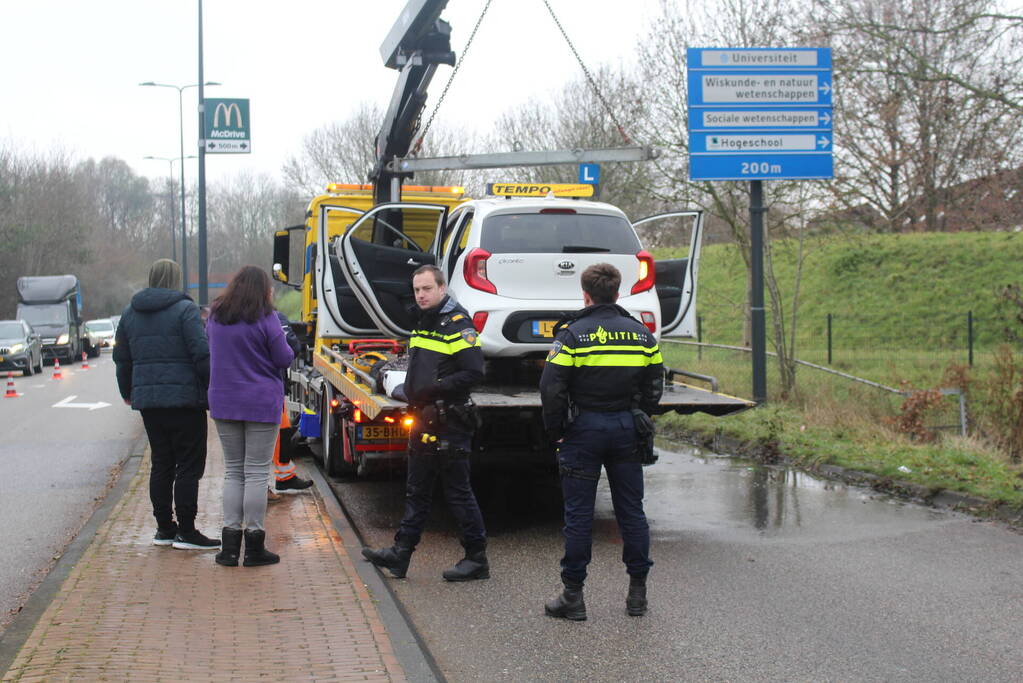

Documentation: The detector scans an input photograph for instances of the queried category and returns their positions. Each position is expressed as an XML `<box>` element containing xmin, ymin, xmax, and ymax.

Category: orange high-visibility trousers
<box><xmin>273</xmin><ymin>406</ymin><xmax>297</xmax><ymax>482</ymax></box>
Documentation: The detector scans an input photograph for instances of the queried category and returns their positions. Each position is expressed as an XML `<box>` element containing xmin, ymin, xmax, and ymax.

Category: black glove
<box><xmin>631</xmin><ymin>409</ymin><xmax>657</xmax><ymax>465</ymax></box>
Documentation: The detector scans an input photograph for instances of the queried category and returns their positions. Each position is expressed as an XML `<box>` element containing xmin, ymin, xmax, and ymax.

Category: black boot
<box><xmin>626</xmin><ymin>576</ymin><xmax>647</xmax><ymax>616</ymax></box>
<box><xmin>215</xmin><ymin>527</ymin><xmax>243</xmax><ymax>567</ymax></box>
<box><xmin>243</xmin><ymin>529</ymin><xmax>280</xmax><ymax>567</ymax></box>
<box><xmin>362</xmin><ymin>541</ymin><xmax>414</xmax><ymax>578</ymax></box>
<box><xmin>442</xmin><ymin>542</ymin><xmax>490</xmax><ymax>582</ymax></box>
<box><xmin>545</xmin><ymin>582</ymin><xmax>587</xmax><ymax>621</ymax></box>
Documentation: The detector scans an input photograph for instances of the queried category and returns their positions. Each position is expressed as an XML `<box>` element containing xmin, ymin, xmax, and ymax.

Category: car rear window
<box><xmin>480</xmin><ymin>212</ymin><xmax>641</xmax><ymax>254</ymax></box>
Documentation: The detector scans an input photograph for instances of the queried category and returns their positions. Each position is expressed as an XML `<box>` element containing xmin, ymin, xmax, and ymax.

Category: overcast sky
<box><xmin>0</xmin><ymin>1</ymin><xmax>660</xmax><ymax>185</ymax></box>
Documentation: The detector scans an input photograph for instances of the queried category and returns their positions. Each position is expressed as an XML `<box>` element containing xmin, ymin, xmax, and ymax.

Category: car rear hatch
<box><xmin>479</xmin><ymin>209</ymin><xmax>643</xmax><ymax>300</ymax></box>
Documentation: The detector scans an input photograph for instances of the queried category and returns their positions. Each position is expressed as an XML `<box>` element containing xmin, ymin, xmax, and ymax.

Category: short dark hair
<box><xmin>211</xmin><ymin>265</ymin><xmax>273</xmax><ymax>324</ymax></box>
<box><xmin>580</xmin><ymin>263</ymin><xmax>621</xmax><ymax>304</ymax></box>
<box><xmin>412</xmin><ymin>264</ymin><xmax>445</xmax><ymax>286</ymax></box>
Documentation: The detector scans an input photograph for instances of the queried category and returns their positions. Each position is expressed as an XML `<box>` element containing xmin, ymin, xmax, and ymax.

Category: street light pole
<box><xmin>139</xmin><ymin>80</ymin><xmax>220</xmax><ymax>295</ymax></box>
<box><xmin>144</xmin><ymin>155</ymin><xmax>198</xmax><ymax>264</ymax></box>
<box><xmin>144</xmin><ymin>156</ymin><xmax>177</xmax><ymax>261</ymax></box>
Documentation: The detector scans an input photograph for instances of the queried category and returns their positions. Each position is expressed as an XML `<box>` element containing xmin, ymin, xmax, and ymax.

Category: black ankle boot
<box><xmin>545</xmin><ymin>582</ymin><xmax>586</xmax><ymax>621</ymax></box>
<box><xmin>362</xmin><ymin>543</ymin><xmax>414</xmax><ymax>578</ymax></box>
<box><xmin>442</xmin><ymin>545</ymin><xmax>490</xmax><ymax>582</ymax></box>
<box><xmin>243</xmin><ymin>529</ymin><xmax>280</xmax><ymax>567</ymax></box>
<box><xmin>626</xmin><ymin>577</ymin><xmax>647</xmax><ymax>616</ymax></box>
<box><xmin>215</xmin><ymin>527</ymin><xmax>243</xmax><ymax>567</ymax></box>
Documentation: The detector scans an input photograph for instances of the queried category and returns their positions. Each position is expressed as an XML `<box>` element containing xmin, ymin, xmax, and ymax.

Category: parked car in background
<box><xmin>85</xmin><ymin>318</ymin><xmax>116</xmax><ymax>350</ymax></box>
<box><xmin>0</xmin><ymin>319</ymin><xmax>44</xmax><ymax>376</ymax></box>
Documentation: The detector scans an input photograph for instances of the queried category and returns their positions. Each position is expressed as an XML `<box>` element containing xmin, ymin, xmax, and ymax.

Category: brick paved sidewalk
<box><xmin>2</xmin><ymin>423</ymin><xmax>409</xmax><ymax>682</ymax></box>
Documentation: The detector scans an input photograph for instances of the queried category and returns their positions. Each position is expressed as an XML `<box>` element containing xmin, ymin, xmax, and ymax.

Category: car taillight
<box><xmin>464</xmin><ymin>248</ymin><xmax>497</xmax><ymax>294</ymax></box>
<box><xmin>472</xmin><ymin>311</ymin><xmax>489</xmax><ymax>332</ymax></box>
<box><xmin>641</xmin><ymin>311</ymin><xmax>657</xmax><ymax>334</ymax></box>
<box><xmin>631</xmin><ymin>250</ymin><xmax>655</xmax><ymax>294</ymax></box>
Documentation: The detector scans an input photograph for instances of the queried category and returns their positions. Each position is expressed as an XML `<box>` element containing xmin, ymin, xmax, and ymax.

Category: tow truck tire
<box><xmin>321</xmin><ymin>386</ymin><xmax>355</xmax><ymax>478</ymax></box>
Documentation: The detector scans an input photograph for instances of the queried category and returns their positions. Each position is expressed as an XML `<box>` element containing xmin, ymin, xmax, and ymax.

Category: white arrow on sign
<box><xmin>819</xmin><ymin>81</ymin><xmax>832</xmax><ymax>95</ymax></box>
<box><xmin>821</xmin><ymin>111</ymin><xmax>832</xmax><ymax>125</ymax></box>
<box><xmin>817</xmin><ymin>136</ymin><xmax>831</xmax><ymax>148</ymax></box>
<box><xmin>53</xmin><ymin>395</ymin><xmax>111</xmax><ymax>411</ymax></box>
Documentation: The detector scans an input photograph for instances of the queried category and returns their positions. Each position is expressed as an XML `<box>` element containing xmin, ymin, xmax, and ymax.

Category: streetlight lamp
<box><xmin>143</xmin><ymin>155</ymin><xmax>197</xmax><ymax>264</ymax></box>
<box><xmin>139</xmin><ymin>80</ymin><xmax>220</xmax><ymax>293</ymax></box>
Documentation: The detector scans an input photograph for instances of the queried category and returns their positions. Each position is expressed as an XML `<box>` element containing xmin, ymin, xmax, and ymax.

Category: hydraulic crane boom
<box><xmin>371</xmin><ymin>0</ymin><xmax>456</xmax><ymax>204</ymax></box>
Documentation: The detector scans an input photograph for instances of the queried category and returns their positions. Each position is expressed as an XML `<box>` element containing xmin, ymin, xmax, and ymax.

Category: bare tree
<box><xmin>206</xmin><ymin>171</ymin><xmax>307</xmax><ymax>279</ymax></box>
<box><xmin>812</xmin><ymin>0</ymin><xmax>1023</xmax><ymax>233</ymax></box>
<box><xmin>636</xmin><ymin>0</ymin><xmax>822</xmax><ymax>397</ymax></box>
<box><xmin>493</xmin><ymin>65</ymin><xmax>664</xmax><ymax>222</ymax></box>
<box><xmin>282</xmin><ymin>101</ymin><xmax>484</xmax><ymax>197</ymax></box>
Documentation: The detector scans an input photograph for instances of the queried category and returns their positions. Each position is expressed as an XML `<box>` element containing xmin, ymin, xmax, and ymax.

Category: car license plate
<box><xmin>532</xmin><ymin>320</ymin><xmax>557</xmax><ymax>337</ymax></box>
<box><xmin>359</xmin><ymin>425</ymin><xmax>404</xmax><ymax>440</ymax></box>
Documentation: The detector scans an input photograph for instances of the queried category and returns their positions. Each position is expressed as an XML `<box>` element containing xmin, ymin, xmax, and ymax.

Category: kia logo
<box><xmin>557</xmin><ymin>260</ymin><xmax>575</xmax><ymax>270</ymax></box>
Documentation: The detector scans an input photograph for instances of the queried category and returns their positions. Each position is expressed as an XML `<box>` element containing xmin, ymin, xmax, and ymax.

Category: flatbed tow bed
<box><xmin>313</xmin><ymin>345</ymin><xmax>753</xmax><ymax>422</ymax></box>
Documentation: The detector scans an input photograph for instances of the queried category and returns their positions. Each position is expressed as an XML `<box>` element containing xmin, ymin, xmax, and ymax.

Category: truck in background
<box><xmin>15</xmin><ymin>274</ymin><xmax>97</xmax><ymax>364</ymax></box>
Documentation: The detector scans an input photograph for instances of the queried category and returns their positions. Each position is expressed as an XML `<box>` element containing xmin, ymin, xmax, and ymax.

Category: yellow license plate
<box><xmin>532</xmin><ymin>320</ymin><xmax>557</xmax><ymax>337</ymax></box>
<box><xmin>359</xmin><ymin>425</ymin><xmax>405</xmax><ymax>440</ymax></box>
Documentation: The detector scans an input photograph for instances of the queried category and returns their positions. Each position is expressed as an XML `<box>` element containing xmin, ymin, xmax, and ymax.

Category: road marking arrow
<box><xmin>53</xmin><ymin>395</ymin><xmax>111</xmax><ymax>411</ymax></box>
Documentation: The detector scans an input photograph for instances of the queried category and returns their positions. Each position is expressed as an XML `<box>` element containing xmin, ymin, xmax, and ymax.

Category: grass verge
<box><xmin>657</xmin><ymin>344</ymin><xmax>1023</xmax><ymax>512</ymax></box>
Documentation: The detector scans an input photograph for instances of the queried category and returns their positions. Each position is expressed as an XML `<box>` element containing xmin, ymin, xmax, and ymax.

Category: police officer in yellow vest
<box><xmin>540</xmin><ymin>263</ymin><xmax>663</xmax><ymax>620</ymax></box>
<box><xmin>362</xmin><ymin>265</ymin><xmax>489</xmax><ymax>581</ymax></box>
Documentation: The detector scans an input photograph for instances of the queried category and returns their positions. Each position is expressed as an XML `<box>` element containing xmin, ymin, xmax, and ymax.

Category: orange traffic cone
<box><xmin>4</xmin><ymin>372</ymin><xmax>17</xmax><ymax>398</ymax></box>
<box><xmin>52</xmin><ymin>358</ymin><xmax>63</xmax><ymax>380</ymax></box>
<box><xmin>81</xmin><ymin>351</ymin><xmax>90</xmax><ymax>370</ymax></box>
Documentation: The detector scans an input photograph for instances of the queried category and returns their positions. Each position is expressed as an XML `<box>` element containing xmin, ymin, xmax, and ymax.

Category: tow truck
<box><xmin>272</xmin><ymin>0</ymin><xmax>753</xmax><ymax>477</ymax></box>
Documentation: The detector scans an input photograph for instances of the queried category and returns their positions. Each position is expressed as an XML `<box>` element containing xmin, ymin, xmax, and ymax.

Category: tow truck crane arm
<box><xmin>371</xmin><ymin>0</ymin><xmax>456</xmax><ymax>205</ymax></box>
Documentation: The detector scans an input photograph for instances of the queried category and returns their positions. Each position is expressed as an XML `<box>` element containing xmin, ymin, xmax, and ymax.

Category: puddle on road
<box><xmin>601</xmin><ymin>440</ymin><xmax>952</xmax><ymax>543</ymax></box>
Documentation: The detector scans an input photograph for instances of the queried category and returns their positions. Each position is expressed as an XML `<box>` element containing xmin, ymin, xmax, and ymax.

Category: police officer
<box><xmin>362</xmin><ymin>265</ymin><xmax>489</xmax><ymax>581</ymax></box>
<box><xmin>540</xmin><ymin>263</ymin><xmax>663</xmax><ymax>620</ymax></box>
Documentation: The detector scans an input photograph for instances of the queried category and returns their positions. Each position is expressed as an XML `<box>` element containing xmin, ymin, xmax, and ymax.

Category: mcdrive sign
<box><xmin>204</xmin><ymin>98</ymin><xmax>251</xmax><ymax>154</ymax></box>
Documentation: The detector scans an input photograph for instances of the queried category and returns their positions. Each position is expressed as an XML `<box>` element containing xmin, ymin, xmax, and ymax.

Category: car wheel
<box><xmin>33</xmin><ymin>354</ymin><xmax>42</xmax><ymax>374</ymax></box>
<box><xmin>23</xmin><ymin>360</ymin><xmax>33</xmax><ymax>377</ymax></box>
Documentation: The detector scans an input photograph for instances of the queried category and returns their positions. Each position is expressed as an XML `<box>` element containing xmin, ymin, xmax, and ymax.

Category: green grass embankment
<box><xmin>654</xmin><ymin>231</ymin><xmax>1023</xmax><ymax>511</ymax></box>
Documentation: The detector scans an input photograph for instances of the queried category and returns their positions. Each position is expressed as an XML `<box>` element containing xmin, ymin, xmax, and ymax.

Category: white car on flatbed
<box><xmin>326</xmin><ymin>183</ymin><xmax>704</xmax><ymax>357</ymax></box>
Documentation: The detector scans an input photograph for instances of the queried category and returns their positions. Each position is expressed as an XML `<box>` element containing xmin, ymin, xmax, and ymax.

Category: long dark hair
<box><xmin>211</xmin><ymin>266</ymin><xmax>273</xmax><ymax>324</ymax></box>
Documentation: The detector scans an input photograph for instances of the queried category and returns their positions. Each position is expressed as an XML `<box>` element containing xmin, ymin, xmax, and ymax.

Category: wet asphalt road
<box><xmin>325</xmin><ymin>443</ymin><xmax>1023</xmax><ymax>682</ymax></box>
<box><xmin>0</xmin><ymin>354</ymin><xmax>141</xmax><ymax>629</ymax></box>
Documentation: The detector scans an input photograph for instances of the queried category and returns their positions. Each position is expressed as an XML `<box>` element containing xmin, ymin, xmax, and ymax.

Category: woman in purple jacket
<box><xmin>206</xmin><ymin>266</ymin><xmax>295</xmax><ymax>567</ymax></box>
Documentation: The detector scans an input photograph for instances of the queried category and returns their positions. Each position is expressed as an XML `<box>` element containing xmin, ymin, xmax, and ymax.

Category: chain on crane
<box><xmin>539</xmin><ymin>0</ymin><xmax>633</xmax><ymax>145</ymax></box>
<box><xmin>413</xmin><ymin>0</ymin><xmax>637</xmax><ymax>155</ymax></box>
<box><xmin>412</xmin><ymin>0</ymin><xmax>495</xmax><ymax>156</ymax></box>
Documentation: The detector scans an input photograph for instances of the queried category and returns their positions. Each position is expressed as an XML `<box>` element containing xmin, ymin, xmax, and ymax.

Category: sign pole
<box><xmin>196</xmin><ymin>0</ymin><xmax>209</xmax><ymax>306</ymax></box>
<box><xmin>750</xmin><ymin>179</ymin><xmax>767</xmax><ymax>403</ymax></box>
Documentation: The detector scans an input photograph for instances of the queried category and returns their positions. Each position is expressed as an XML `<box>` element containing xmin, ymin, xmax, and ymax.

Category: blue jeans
<box><xmin>397</xmin><ymin>426</ymin><xmax>486</xmax><ymax>550</ymax></box>
<box><xmin>557</xmin><ymin>410</ymin><xmax>652</xmax><ymax>585</ymax></box>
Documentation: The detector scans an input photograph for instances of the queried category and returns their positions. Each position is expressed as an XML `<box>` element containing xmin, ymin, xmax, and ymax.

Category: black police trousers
<box><xmin>557</xmin><ymin>409</ymin><xmax>652</xmax><ymax>585</ymax></box>
<box><xmin>395</xmin><ymin>426</ymin><xmax>486</xmax><ymax>551</ymax></box>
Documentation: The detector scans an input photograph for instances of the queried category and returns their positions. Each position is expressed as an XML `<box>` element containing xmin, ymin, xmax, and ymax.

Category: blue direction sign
<box><xmin>687</xmin><ymin>48</ymin><xmax>833</xmax><ymax>181</ymax></box>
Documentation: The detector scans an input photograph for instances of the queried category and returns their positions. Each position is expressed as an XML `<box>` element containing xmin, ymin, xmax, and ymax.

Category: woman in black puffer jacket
<box><xmin>113</xmin><ymin>259</ymin><xmax>220</xmax><ymax>552</ymax></box>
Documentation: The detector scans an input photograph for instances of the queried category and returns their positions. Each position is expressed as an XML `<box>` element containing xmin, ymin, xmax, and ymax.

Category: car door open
<box><xmin>338</xmin><ymin>202</ymin><xmax>448</xmax><ymax>338</ymax></box>
<box><xmin>632</xmin><ymin>211</ymin><xmax>704</xmax><ymax>338</ymax></box>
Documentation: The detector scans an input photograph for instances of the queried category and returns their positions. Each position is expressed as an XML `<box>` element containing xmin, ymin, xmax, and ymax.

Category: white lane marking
<box><xmin>53</xmin><ymin>395</ymin><xmax>111</xmax><ymax>411</ymax></box>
